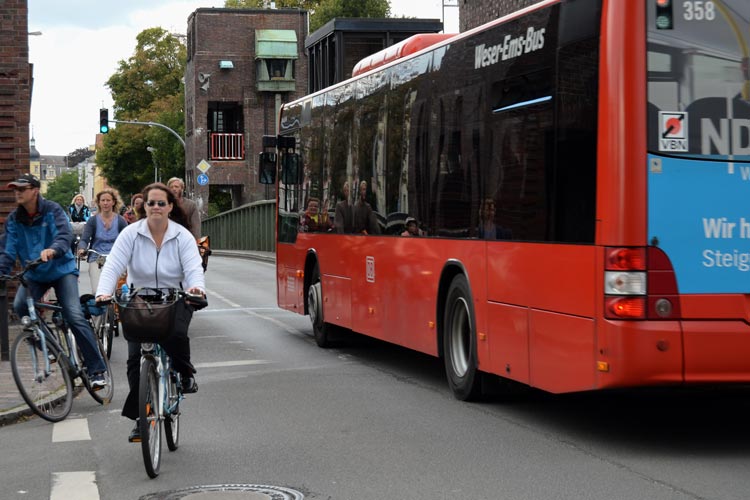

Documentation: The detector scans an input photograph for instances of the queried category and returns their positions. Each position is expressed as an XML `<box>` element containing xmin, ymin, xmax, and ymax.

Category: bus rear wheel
<box><xmin>443</xmin><ymin>274</ymin><xmax>482</xmax><ymax>401</ymax></box>
<box><xmin>308</xmin><ymin>264</ymin><xmax>333</xmax><ymax>348</ymax></box>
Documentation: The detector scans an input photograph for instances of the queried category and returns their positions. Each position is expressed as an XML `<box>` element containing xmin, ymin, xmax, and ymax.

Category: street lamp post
<box><xmin>146</xmin><ymin>146</ymin><xmax>158</xmax><ymax>183</ymax></box>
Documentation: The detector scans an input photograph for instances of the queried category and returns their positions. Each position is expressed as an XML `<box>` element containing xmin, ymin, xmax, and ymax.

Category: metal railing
<box><xmin>210</xmin><ymin>132</ymin><xmax>245</xmax><ymax>160</ymax></box>
<box><xmin>202</xmin><ymin>200</ymin><xmax>275</xmax><ymax>252</ymax></box>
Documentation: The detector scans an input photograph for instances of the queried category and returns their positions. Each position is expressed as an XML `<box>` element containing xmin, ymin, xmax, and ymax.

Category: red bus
<box><xmin>262</xmin><ymin>0</ymin><xmax>750</xmax><ymax>400</ymax></box>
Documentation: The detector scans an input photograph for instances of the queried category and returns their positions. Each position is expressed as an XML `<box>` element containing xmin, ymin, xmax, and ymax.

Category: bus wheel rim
<box><xmin>449</xmin><ymin>297</ymin><xmax>470</xmax><ymax>377</ymax></box>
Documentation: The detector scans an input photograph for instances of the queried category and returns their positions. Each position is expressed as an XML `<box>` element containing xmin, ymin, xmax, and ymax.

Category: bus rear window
<box><xmin>646</xmin><ymin>0</ymin><xmax>750</xmax><ymax>160</ymax></box>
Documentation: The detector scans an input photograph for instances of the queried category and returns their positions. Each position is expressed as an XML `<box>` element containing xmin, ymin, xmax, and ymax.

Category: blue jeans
<box><xmin>14</xmin><ymin>273</ymin><xmax>107</xmax><ymax>375</ymax></box>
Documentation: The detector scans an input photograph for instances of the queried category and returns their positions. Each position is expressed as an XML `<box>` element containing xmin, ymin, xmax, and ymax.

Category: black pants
<box><xmin>121</xmin><ymin>304</ymin><xmax>195</xmax><ymax>420</ymax></box>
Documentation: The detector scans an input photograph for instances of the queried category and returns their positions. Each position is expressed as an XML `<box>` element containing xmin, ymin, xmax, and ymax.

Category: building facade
<box><xmin>459</xmin><ymin>0</ymin><xmax>542</xmax><ymax>31</ymax></box>
<box><xmin>184</xmin><ymin>8</ymin><xmax>310</xmax><ymax>212</ymax></box>
<box><xmin>0</xmin><ymin>0</ymin><xmax>32</xmax><ymax>220</ymax></box>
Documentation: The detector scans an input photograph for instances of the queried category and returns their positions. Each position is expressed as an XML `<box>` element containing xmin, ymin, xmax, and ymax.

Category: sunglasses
<box><xmin>12</xmin><ymin>186</ymin><xmax>31</xmax><ymax>192</ymax></box>
<box><xmin>146</xmin><ymin>200</ymin><xmax>169</xmax><ymax>207</ymax></box>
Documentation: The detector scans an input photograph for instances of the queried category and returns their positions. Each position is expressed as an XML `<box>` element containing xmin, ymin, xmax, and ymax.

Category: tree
<box><xmin>97</xmin><ymin>28</ymin><xmax>186</xmax><ymax>198</ymax></box>
<box><xmin>45</xmin><ymin>171</ymin><xmax>80</xmax><ymax>209</ymax></box>
<box><xmin>310</xmin><ymin>0</ymin><xmax>390</xmax><ymax>31</ymax></box>
<box><xmin>66</xmin><ymin>147</ymin><xmax>95</xmax><ymax>170</ymax></box>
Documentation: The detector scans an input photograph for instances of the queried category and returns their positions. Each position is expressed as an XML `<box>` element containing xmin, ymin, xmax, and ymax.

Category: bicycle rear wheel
<box><xmin>139</xmin><ymin>358</ymin><xmax>161</xmax><ymax>478</ymax></box>
<box><xmin>10</xmin><ymin>329</ymin><xmax>73</xmax><ymax>422</ymax></box>
<box><xmin>164</xmin><ymin>371</ymin><xmax>180</xmax><ymax>451</ymax></box>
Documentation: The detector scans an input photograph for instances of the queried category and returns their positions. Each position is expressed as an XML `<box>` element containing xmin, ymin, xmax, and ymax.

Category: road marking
<box><xmin>194</xmin><ymin>360</ymin><xmax>271</xmax><ymax>369</ymax></box>
<box><xmin>205</xmin><ymin>288</ymin><xmax>242</xmax><ymax>308</ymax></box>
<box><xmin>51</xmin><ymin>471</ymin><xmax>99</xmax><ymax>500</ymax></box>
<box><xmin>199</xmin><ymin>307</ymin><xmax>279</xmax><ymax>313</ymax></box>
<box><xmin>52</xmin><ymin>418</ymin><xmax>90</xmax><ymax>442</ymax></box>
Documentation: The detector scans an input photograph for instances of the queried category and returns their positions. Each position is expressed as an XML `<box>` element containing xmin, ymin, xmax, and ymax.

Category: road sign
<box><xmin>197</xmin><ymin>173</ymin><xmax>209</xmax><ymax>186</ymax></box>
<box><xmin>196</xmin><ymin>159</ymin><xmax>212</xmax><ymax>174</ymax></box>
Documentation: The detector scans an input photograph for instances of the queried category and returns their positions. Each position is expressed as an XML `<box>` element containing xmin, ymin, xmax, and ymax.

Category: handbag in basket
<box><xmin>119</xmin><ymin>295</ymin><xmax>179</xmax><ymax>343</ymax></box>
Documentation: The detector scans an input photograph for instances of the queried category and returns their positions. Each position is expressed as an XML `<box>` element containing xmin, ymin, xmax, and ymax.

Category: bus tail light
<box><xmin>604</xmin><ymin>247</ymin><xmax>681</xmax><ymax>320</ymax></box>
<box><xmin>605</xmin><ymin>296</ymin><xmax>646</xmax><ymax>319</ymax></box>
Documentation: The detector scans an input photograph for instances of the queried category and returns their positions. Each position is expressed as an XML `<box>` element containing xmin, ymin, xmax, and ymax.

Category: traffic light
<box><xmin>99</xmin><ymin>108</ymin><xmax>109</xmax><ymax>134</ymax></box>
<box><xmin>655</xmin><ymin>0</ymin><xmax>673</xmax><ymax>30</ymax></box>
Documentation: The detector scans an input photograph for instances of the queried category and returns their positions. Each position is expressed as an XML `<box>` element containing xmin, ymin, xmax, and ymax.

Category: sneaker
<box><xmin>182</xmin><ymin>376</ymin><xmax>198</xmax><ymax>394</ymax></box>
<box><xmin>91</xmin><ymin>372</ymin><xmax>108</xmax><ymax>391</ymax></box>
<box><xmin>128</xmin><ymin>421</ymin><xmax>141</xmax><ymax>443</ymax></box>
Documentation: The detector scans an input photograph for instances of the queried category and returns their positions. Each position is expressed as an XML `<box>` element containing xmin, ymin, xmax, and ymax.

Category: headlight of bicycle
<box><xmin>141</xmin><ymin>343</ymin><xmax>155</xmax><ymax>352</ymax></box>
<box><xmin>20</xmin><ymin>316</ymin><xmax>32</xmax><ymax>327</ymax></box>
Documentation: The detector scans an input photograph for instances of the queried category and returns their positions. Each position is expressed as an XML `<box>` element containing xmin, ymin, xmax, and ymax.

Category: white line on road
<box><xmin>51</xmin><ymin>471</ymin><xmax>99</xmax><ymax>500</ymax></box>
<box><xmin>52</xmin><ymin>418</ymin><xmax>91</xmax><ymax>442</ymax></box>
<box><xmin>198</xmin><ymin>307</ymin><xmax>279</xmax><ymax>313</ymax></box>
<box><xmin>194</xmin><ymin>359</ymin><xmax>272</xmax><ymax>369</ymax></box>
<box><xmin>205</xmin><ymin>287</ymin><xmax>243</xmax><ymax>308</ymax></box>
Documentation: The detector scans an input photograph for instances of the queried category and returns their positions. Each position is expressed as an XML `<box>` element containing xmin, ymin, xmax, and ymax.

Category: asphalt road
<box><xmin>0</xmin><ymin>256</ymin><xmax>749</xmax><ymax>500</ymax></box>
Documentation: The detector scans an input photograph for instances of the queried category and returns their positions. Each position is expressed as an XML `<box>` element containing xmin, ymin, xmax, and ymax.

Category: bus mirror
<box><xmin>281</xmin><ymin>153</ymin><xmax>302</xmax><ymax>185</ymax></box>
<box><xmin>258</xmin><ymin>152</ymin><xmax>276</xmax><ymax>185</ymax></box>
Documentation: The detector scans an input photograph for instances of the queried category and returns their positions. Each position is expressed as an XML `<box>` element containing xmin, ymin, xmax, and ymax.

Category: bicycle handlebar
<box><xmin>0</xmin><ymin>258</ymin><xmax>44</xmax><ymax>282</ymax></box>
<box><xmin>109</xmin><ymin>287</ymin><xmax>208</xmax><ymax>311</ymax></box>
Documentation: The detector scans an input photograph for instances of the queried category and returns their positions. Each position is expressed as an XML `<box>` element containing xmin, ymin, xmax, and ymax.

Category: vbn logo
<box><xmin>659</xmin><ymin>111</ymin><xmax>688</xmax><ymax>152</ymax></box>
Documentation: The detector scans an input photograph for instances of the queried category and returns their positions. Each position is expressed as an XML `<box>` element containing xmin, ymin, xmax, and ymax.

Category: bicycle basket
<box><xmin>119</xmin><ymin>293</ymin><xmax>180</xmax><ymax>343</ymax></box>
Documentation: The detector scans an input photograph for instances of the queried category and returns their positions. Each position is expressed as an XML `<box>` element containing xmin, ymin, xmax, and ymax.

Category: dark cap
<box><xmin>8</xmin><ymin>173</ymin><xmax>41</xmax><ymax>189</ymax></box>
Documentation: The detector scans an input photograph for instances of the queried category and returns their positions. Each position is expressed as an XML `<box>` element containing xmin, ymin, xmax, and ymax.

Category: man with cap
<box><xmin>0</xmin><ymin>174</ymin><xmax>109</xmax><ymax>388</ymax></box>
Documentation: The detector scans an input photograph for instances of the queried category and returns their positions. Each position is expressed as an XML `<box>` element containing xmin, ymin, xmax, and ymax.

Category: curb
<box><xmin>210</xmin><ymin>250</ymin><xmax>275</xmax><ymax>264</ymax></box>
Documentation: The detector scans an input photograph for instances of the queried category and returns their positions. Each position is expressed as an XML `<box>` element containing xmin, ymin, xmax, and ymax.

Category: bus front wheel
<box><xmin>308</xmin><ymin>264</ymin><xmax>332</xmax><ymax>348</ymax></box>
<box><xmin>443</xmin><ymin>274</ymin><xmax>482</xmax><ymax>401</ymax></box>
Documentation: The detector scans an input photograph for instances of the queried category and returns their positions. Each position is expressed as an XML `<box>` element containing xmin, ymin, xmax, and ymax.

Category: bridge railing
<box><xmin>202</xmin><ymin>200</ymin><xmax>276</xmax><ymax>252</ymax></box>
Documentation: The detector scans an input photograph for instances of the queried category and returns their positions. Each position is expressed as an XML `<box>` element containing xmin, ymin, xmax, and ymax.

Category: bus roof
<box><xmin>351</xmin><ymin>33</ymin><xmax>456</xmax><ymax>77</ymax></box>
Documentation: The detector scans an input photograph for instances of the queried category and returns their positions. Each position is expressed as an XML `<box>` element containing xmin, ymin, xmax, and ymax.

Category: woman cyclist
<box><xmin>95</xmin><ymin>183</ymin><xmax>205</xmax><ymax>442</ymax></box>
<box><xmin>77</xmin><ymin>188</ymin><xmax>128</xmax><ymax>293</ymax></box>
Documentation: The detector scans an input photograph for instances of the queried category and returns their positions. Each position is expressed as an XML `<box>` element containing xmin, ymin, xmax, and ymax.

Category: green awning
<box><xmin>255</xmin><ymin>30</ymin><xmax>298</xmax><ymax>59</ymax></box>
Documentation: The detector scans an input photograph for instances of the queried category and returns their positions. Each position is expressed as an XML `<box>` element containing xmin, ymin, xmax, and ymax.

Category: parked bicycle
<box><xmin>1</xmin><ymin>259</ymin><xmax>114</xmax><ymax>422</ymax></box>
<box><xmin>112</xmin><ymin>287</ymin><xmax>207</xmax><ymax>478</ymax></box>
<box><xmin>83</xmin><ymin>249</ymin><xmax>118</xmax><ymax>358</ymax></box>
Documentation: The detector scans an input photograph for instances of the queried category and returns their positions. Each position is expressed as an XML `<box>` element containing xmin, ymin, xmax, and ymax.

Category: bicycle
<box><xmin>2</xmin><ymin>259</ymin><xmax>114</xmax><ymax>422</ymax></box>
<box><xmin>82</xmin><ymin>249</ymin><xmax>118</xmax><ymax>358</ymax></box>
<box><xmin>113</xmin><ymin>287</ymin><xmax>207</xmax><ymax>478</ymax></box>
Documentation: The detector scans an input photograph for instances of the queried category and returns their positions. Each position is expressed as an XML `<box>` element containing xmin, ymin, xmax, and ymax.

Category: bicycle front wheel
<box><xmin>83</xmin><ymin>335</ymin><xmax>113</xmax><ymax>405</ymax></box>
<box><xmin>164</xmin><ymin>371</ymin><xmax>180</xmax><ymax>451</ymax></box>
<box><xmin>10</xmin><ymin>330</ymin><xmax>73</xmax><ymax>422</ymax></box>
<box><xmin>139</xmin><ymin>358</ymin><xmax>161</xmax><ymax>478</ymax></box>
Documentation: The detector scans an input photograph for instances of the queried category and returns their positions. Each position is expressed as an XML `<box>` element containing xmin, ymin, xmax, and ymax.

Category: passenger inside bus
<box><xmin>401</xmin><ymin>217</ymin><xmax>425</xmax><ymax>237</ymax></box>
<box><xmin>478</xmin><ymin>198</ymin><xmax>512</xmax><ymax>240</ymax></box>
<box><xmin>334</xmin><ymin>181</ymin><xmax>354</xmax><ymax>234</ymax></box>
<box><xmin>353</xmin><ymin>181</ymin><xmax>381</xmax><ymax>235</ymax></box>
<box><xmin>300</xmin><ymin>197</ymin><xmax>332</xmax><ymax>233</ymax></box>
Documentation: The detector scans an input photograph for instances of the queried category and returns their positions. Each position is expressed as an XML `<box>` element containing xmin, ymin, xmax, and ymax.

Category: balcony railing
<box><xmin>210</xmin><ymin>132</ymin><xmax>245</xmax><ymax>160</ymax></box>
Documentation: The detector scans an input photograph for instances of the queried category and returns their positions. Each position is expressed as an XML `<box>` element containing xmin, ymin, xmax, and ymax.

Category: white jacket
<box><xmin>96</xmin><ymin>219</ymin><xmax>205</xmax><ymax>296</ymax></box>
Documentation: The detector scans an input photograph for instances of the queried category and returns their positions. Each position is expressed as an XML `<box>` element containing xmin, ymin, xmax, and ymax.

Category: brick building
<box><xmin>0</xmin><ymin>0</ymin><xmax>32</xmax><ymax>220</ymax></box>
<box><xmin>459</xmin><ymin>0</ymin><xmax>542</xmax><ymax>31</ymax></box>
<box><xmin>184</xmin><ymin>8</ymin><xmax>309</xmax><ymax>212</ymax></box>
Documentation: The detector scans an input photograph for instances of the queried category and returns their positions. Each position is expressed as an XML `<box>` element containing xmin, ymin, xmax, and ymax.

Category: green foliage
<box><xmin>45</xmin><ymin>171</ymin><xmax>80</xmax><ymax>209</ymax></box>
<box><xmin>208</xmin><ymin>186</ymin><xmax>233</xmax><ymax>216</ymax></box>
<box><xmin>223</xmin><ymin>0</ymin><xmax>390</xmax><ymax>32</ymax></box>
<box><xmin>311</xmin><ymin>0</ymin><xmax>391</xmax><ymax>31</ymax></box>
<box><xmin>66</xmin><ymin>147</ymin><xmax>95</xmax><ymax>169</ymax></box>
<box><xmin>98</xmin><ymin>28</ymin><xmax>186</xmax><ymax>198</ymax></box>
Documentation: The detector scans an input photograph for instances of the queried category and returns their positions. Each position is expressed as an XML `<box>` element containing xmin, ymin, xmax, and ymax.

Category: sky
<box><xmin>27</xmin><ymin>0</ymin><xmax>460</xmax><ymax>157</ymax></box>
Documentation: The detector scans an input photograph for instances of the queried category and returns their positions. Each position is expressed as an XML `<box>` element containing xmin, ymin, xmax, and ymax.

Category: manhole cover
<box><xmin>139</xmin><ymin>484</ymin><xmax>304</xmax><ymax>500</ymax></box>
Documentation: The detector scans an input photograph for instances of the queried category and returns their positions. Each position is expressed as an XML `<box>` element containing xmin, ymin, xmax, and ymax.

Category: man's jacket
<box><xmin>0</xmin><ymin>195</ymin><xmax>77</xmax><ymax>282</ymax></box>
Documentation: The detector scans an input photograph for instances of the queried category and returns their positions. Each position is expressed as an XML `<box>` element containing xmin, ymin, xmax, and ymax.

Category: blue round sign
<box><xmin>197</xmin><ymin>173</ymin><xmax>209</xmax><ymax>186</ymax></box>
